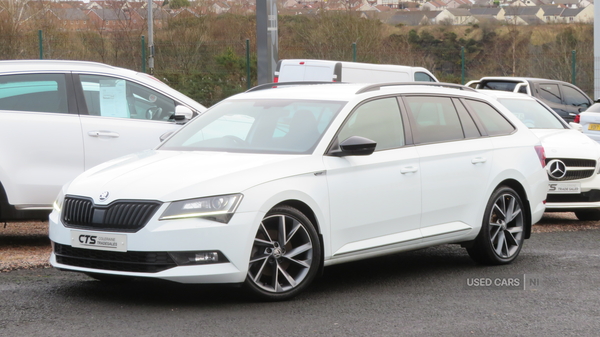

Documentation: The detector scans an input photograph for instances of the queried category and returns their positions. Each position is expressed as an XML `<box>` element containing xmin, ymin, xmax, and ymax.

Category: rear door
<box><xmin>403</xmin><ymin>95</ymin><xmax>493</xmax><ymax>239</ymax></box>
<box><xmin>0</xmin><ymin>73</ymin><xmax>83</xmax><ymax>208</ymax></box>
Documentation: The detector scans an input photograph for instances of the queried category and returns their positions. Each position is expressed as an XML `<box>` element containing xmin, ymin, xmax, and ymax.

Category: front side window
<box><xmin>337</xmin><ymin>97</ymin><xmax>405</xmax><ymax>151</ymax></box>
<box><xmin>78</xmin><ymin>75</ymin><xmax>176</xmax><ymax>121</ymax></box>
<box><xmin>538</xmin><ymin>83</ymin><xmax>562</xmax><ymax>104</ymax></box>
<box><xmin>414</xmin><ymin>72</ymin><xmax>436</xmax><ymax>82</ymax></box>
<box><xmin>405</xmin><ymin>96</ymin><xmax>465</xmax><ymax>144</ymax></box>
<box><xmin>160</xmin><ymin>99</ymin><xmax>344</xmax><ymax>154</ymax></box>
<box><xmin>0</xmin><ymin>74</ymin><xmax>68</xmax><ymax>113</ymax></box>
<box><xmin>466</xmin><ymin>99</ymin><xmax>515</xmax><ymax>136</ymax></box>
<box><xmin>562</xmin><ymin>85</ymin><xmax>590</xmax><ymax>108</ymax></box>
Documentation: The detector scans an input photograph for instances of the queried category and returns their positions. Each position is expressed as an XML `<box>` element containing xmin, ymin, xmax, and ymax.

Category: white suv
<box><xmin>0</xmin><ymin>60</ymin><xmax>206</xmax><ymax>222</ymax></box>
<box><xmin>49</xmin><ymin>82</ymin><xmax>547</xmax><ymax>300</ymax></box>
<box><xmin>484</xmin><ymin>90</ymin><xmax>600</xmax><ymax>220</ymax></box>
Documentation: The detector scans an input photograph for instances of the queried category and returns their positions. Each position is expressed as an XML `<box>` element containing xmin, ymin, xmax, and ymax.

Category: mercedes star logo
<box><xmin>547</xmin><ymin>159</ymin><xmax>567</xmax><ymax>179</ymax></box>
<box><xmin>99</xmin><ymin>191</ymin><xmax>110</xmax><ymax>201</ymax></box>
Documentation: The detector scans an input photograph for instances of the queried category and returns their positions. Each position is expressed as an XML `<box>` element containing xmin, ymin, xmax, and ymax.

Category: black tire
<box><xmin>85</xmin><ymin>273</ymin><xmax>134</xmax><ymax>283</ymax></box>
<box><xmin>574</xmin><ymin>210</ymin><xmax>600</xmax><ymax>221</ymax></box>
<box><xmin>467</xmin><ymin>186</ymin><xmax>526</xmax><ymax>265</ymax></box>
<box><xmin>244</xmin><ymin>205</ymin><xmax>321</xmax><ymax>301</ymax></box>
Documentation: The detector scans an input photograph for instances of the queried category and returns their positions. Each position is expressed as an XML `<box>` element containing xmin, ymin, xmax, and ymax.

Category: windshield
<box><xmin>159</xmin><ymin>99</ymin><xmax>346</xmax><ymax>154</ymax></box>
<box><xmin>498</xmin><ymin>98</ymin><xmax>567</xmax><ymax>129</ymax></box>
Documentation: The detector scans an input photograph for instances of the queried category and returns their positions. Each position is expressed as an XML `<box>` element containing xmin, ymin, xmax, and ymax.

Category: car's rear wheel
<box><xmin>574</xmin><ymin>210</ymin><xmax>600</xmax><ymax>221</ymax></box>
<box><xmin>467</xmin><ymin>186</ymin><xmax>525</xmax><ymax>265</ymax></box>
<box><xmin>244</xmin><ymin>205</ymin><xmax>321</xmax><ymax>301</ymax></box>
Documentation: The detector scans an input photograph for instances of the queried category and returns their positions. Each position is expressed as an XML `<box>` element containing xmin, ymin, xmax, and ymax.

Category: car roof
<box><xmin>236</xmin><ymin>82</ymin><xmax>486</xmax><ymax>102</ymax></box>
<box><xmin>0</xmin><ymin>59</ymin><xmax>136</xmax><ymax>75</ymax></box>
<box><xmin>477</xmin><ymin>76</ymin><xmax>571</xmax><ymax>85</ymax></box>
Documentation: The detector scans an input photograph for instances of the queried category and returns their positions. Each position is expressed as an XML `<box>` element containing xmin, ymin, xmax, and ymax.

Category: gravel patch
<box><xmin>1</xmin><ymin>213</ymin><xmax>599</xmax><ymax>273</ymax></box>
<box><xmin>0</xmin><ymin>221</ymin><xmax>51</xmax><ymax>272</ymax></box>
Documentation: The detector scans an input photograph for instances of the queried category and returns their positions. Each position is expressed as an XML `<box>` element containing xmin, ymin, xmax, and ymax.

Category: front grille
<box><xmin>545</xmin><ymin>158</ymin><xmax>597</xmax><ymax>181</ymax></box>
<box><xmin>62</xmin><ymin>196</ymin><xmax>161</xmax><ymax>232</ymax></box>
<box><xmin>53</xmin><ymin>242</ymin><xmax>177</xmax><ymax>273</ymax></box>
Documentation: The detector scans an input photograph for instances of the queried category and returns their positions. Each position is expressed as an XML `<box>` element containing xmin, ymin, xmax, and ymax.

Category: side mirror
<box><xmin>329</xmin><ymin>136</ymin><xmax>377</xmax><ymax>157</ymax></box>
<box><xmin>173</xmin><ymin>105</ymin><xmax>194</xmax><ymax>122</ymax></box>
<box><xmin>569</xmin><ymin>122</ymin><xmax>583</xmax><ymax>132</ymax></box>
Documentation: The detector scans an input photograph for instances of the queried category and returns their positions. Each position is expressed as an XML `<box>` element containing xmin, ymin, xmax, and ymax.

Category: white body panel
<box><xmin>0</xmin><ymin>111</ymin><xmax>83</xmax><ymax>207</ymax></box>
<box><xmin>275</xmin><ymin>59</ymin><xmax>438</xmax><ymax>83</ymax></box>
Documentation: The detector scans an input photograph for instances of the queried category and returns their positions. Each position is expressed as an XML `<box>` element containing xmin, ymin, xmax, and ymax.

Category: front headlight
<box><xmin>53</xmin><ymin>189</ymin><xmax>66</xmax><ymax>213</ymax></box>
<box><xmin>159</xmin><ymin>194</ymin><xmax>243</xmax><ymax>223</ymax></box>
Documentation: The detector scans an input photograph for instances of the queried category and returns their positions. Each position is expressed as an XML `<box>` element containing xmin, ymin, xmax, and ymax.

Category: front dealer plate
<box><xmin>548</xmin><ymin>182</ymin><xmax>581</xmax><ymax>194</ymax></box>
<box><xmin>71</xmin><ymin>230</ymin><xmax>127</xmax><ymax>252</ymax></box>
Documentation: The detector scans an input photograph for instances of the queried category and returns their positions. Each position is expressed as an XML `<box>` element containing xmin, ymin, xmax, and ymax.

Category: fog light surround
<box><xmin>169</xmin><ymin>251</ymin><xmax>228</xmax><ymax>266</ymax></box>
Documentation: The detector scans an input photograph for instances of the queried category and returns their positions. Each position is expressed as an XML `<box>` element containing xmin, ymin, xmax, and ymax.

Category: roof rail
<box><xmin>355</xmin><ymin>82</ymin><xmax>477</xmax><ymax>94</ymax></box>
<box><xmin>245</xmin><ymin>81</ymin><xmax>344</xmax><ymax>93</ymax></box>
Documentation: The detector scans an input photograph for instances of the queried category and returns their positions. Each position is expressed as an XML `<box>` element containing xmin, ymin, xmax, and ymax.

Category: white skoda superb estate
<box><xmin>49</xmin><ymin>82</ymin><xmax>548</xmax><ymax>301</ymax></box>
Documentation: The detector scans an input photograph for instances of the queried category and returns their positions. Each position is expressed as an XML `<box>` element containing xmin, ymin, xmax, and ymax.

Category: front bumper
<box><xmin>545</xmin><ymin>189</ymin><xmax>600</xmax><ymax>212</ymax></box>
<box><xmin>48</xmin><ymin>207</ymin><xmax>263</xmax><ymax>284</ymax></box>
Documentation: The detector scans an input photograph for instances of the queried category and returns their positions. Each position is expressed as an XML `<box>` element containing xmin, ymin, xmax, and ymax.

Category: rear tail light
<box><xmin>535</xmin><ymin>145</ymin><xmax>546</xmax><ymax>168</ymax></box>
<box><xmin>273</xmin><ymin>76</ymin><xmax>279</xmax><ymax>83</ymax></box>
<box><xmin>574</xmin><ymin>114</ymin><xmax>580</xmax><ymax>123</ymax></box>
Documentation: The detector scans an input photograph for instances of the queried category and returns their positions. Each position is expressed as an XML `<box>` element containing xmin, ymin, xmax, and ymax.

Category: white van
<box><xmin>274</xmin><ymin>59</ymin><xmax>438</xmax><ymax>83</ymax></box>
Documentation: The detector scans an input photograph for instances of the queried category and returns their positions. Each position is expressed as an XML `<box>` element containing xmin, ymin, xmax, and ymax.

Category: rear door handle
<box><xmin>471</xmin><ymin>157</ymin><xmax>487</xmax><ymax>164</ymax></box>
<box><xmin>400</xmin><ymin>166</ymin><xmax>418</xmax><ymax>174</ymax></box>
<box><xmin>88</xmin><ymin>131</ymin><xmax>120</xmax><ymax>138</ymax></box>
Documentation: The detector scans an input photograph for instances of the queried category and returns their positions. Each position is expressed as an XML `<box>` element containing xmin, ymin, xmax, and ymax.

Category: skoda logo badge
<box><xmin>99</xmin><ymin>191</ymin><xmax>110</xmax><ymax>201</ymax></box>
<box><xmin>547</xmin><ymin>159</ymin><xmax>567</xmax><ymax>179</ymax></box>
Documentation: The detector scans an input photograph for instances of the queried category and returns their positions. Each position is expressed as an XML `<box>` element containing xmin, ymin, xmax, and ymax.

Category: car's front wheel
<box><xmin>467</xmin><ymin>186</ymin><xmax>525</xmax><ymax>265</ymax></box>
<box><xmin>244</xmin><ymin>205</ymin><xmax>321</xmax><ymax>301</ymax></box>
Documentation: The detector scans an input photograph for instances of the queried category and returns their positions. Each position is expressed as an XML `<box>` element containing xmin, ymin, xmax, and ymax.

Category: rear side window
<box><xmin>465</xmin><ymin>99</ymin><xmax>515</xmax><ymax>136</ymax></box>
<box><xmin>538</xmin><ymin>83</ymin><xmax>562</xmax><ymax>104</ymax></box>
<box><xmin>405</xmin><ymin>96</ymin><xmax>465</xmax><ymax>144</ymax></box>
<box><xmin>0</xmin><ymin>74</ymin><xmax>68</xmax><ymax>113</ymax></box>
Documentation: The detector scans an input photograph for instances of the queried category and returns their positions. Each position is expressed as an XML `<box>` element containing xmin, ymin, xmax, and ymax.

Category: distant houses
<box><xmin>1</xmin><ymin>0</ymin><xmax>595</xmax><ymax>30</ymax></box>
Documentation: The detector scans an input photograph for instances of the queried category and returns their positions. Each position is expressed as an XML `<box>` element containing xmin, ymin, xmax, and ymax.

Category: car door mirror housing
<box><xmin>174</xmin><ymin>105</ymin><xmax>194</xmax><ymax>122</ymax></box>
<box><xmin>569</xmin><ymin>122</ymin><xmax>583</xmax><ymax>132</ymax></box>
<box><xmin>330</xmin><ymin>136</ymin><xmax>377</xmax><ymax>157</ymax></box>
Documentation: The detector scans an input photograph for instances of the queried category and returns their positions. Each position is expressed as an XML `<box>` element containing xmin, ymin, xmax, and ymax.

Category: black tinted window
<box><xmin>538</xmin><ymin>83</ymin><xmax>562</xmax><ymax>104</ymax></box>
<box><xmin>0</xmin><ymin>74</ymin><xmax>68</xmax><ymax>113</ymax></box>
<box><xmin>454</xmin><ymin>98</ymin><xmax>481</xmax><ymax>138</ymax></box>
<box><xmin>466</xmin><ymin>99</ymin><xmax>515</xmax><ymax>136</ymax></box>
<box><xmin>562</xmin><ymin>85</ymin><xmax>590</xmax><ymax>108</ymax></box>
<box><xmin>479</xmin><ymin>81</ymin><xmax>519</xmax><ymax>91</ymax></box>
<box><xmin>405</xmin><ymin>96</ymin><xmax>465</xmax><ymax>144</ymax></box>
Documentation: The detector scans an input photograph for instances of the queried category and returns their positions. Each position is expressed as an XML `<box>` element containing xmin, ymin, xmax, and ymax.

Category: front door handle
<box><xmin>88</xmin><ymin>131</ymin><xmax>120</xmax><ymax>138</ymax></box>
<box><xmin>400</xmin><ymin>166</ymin><xmax>418</xmax><ymax>174</ymax></box>
<box><xmin>471</xmin><ymin>157</ymin><xmax>487</xmax><ymax>164</ymax></box>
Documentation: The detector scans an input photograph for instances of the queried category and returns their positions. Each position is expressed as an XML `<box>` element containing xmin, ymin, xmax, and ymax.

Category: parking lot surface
<box><xmin>1</xmin><ymin>216</ymin><xmax>599</xmax><ymax>336</ymax></box>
